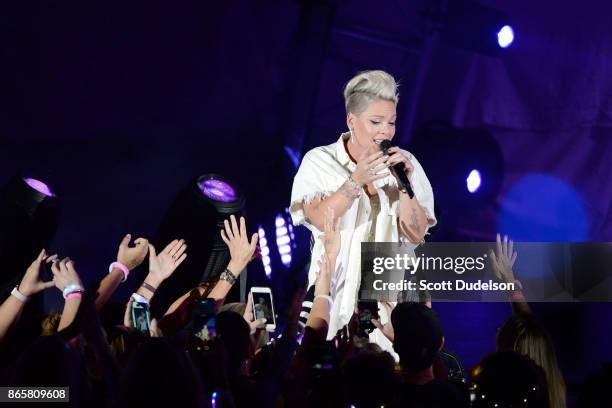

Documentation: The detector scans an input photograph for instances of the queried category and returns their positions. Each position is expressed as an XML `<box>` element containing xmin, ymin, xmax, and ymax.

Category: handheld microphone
<box><xmin>379</xmin><ymin>140</ymin><xmax>415</xmax><ymax>199</ymax></box>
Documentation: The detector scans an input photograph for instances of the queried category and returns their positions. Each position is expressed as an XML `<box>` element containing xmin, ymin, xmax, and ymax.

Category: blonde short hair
<box><xmin>343</xmin><ymin>70</ymin><xmax>399</xmax><ymax>115</ymax></box>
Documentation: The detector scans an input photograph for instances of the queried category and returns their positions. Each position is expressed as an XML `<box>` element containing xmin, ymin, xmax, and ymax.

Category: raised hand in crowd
<box><xmin>117</xmin><ymin>233</ymin><xmax>149</xmax><ymax>270</ymax></box>
<box><xmin>490</xmin><ymin>233</ymin><xmax>530</xmax><ymax>314</ymax></box>
<box><xmin>96</xmin><ymin>234</ymin><xmax>149</xmax><ymax>310</ymax></box>
<box><xmin>319</xmin><ymin>206</ymin><xmax>341</xmax><ymax>259</ymax></box>
<box><xmin>221</xmin><ymin>214</ymin><xmax>259</xmax><ymax>275</ymax></box>
<box><xmin>490</xmin><ymin>233</ymin><xmax>518</xmax><ymax>284</ymax></box>
<box><xmin>135</xmin><ymin>238</ymin><xmax>187</xmax><ymax>302</ymax></box>
<box><xmin>208</xmin><ymin>215</ymin><xmax>258</xmax><ymax>301</ymax></box>
<box><xmin>51</xmin><ymin>257</ymin><xmax>85</xmax><ymax>332</ymax></box>
<box><xmin>371</xmin><ymin>301</ymin><xmax>395</xmax><ymax>342</ymax></box>
<box><xmin>0</xmin><ymin>249</ymin><xmax>57</xmax><ymax>344</ymax></box>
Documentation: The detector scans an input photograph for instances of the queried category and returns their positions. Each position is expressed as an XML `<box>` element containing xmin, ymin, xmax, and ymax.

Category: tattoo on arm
<box><xmin>339</xmin><ymin>180</ymin><xmax>358</xmax><ymax>199</ymax></box>
<box><xmin>409</xmin><ymin>208</ymin><xmax>420</xmax><ymax>232</ymax></box>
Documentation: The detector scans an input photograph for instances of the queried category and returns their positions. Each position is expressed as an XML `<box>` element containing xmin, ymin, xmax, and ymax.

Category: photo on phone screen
<box><xmin>192</xmin><ymin>298</ymin><xmax>217</xmax><ymax>341</ymax></box>
<box><xmin>250</xmin><ymin>287</ymin><xmax>276</xmax><ymax>329</ymax></box>
<box><xmin>131</xmin><ymin>302</ymin><xmax>151</xmax><ymax>333</ymax></box>
<box><xmin>357</xmin><ymin>300</ymin><xmax>380</xmax><ymax>333</ymax></box>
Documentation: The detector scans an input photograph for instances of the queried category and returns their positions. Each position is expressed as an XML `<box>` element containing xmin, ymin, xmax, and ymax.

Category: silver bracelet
<box><xmin>344</xmin><ymin>175</ymin><xmax>362</xmax><ymax>199</ymax></box>
<box><xmin>220</xmin><ymin>268</ymin><xmax>237</xmax><ymax>285</ymax></box>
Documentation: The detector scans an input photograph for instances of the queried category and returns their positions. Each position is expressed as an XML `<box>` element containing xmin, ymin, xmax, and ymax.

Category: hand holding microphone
<box><xmin>379</xmin><ymin>140</ymin><xmax>415</xmax><ymax>198</ymax></box>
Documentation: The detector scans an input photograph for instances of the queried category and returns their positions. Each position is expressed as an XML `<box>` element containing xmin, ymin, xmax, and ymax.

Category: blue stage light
<box><xmin>497</xmin><ymin>25</ymin><xmax>514</xmax><ymax>48</ymax></box>
<box><xmin>466</xmin><ymin>169</ymin><xmax>482</xmax><ymax>193</ymax></box>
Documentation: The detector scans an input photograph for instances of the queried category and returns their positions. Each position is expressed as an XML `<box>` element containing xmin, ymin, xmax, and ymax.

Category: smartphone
<box><xmin>250</xmin><ymin>287</ymin><xmax>276</xmax><ymax>331</ymax></box>
<box><xmin>357</xmin><ymin>300</ymin><xmax>380</xmax><ymax>334</ymax></box>
<box><xmin>192</xmin><ymin>298</ymin><xmax>217</xmax><ymax>341</ymax></box>
<box><xmin>131</xmin><ymin>302</ymin><xmax>151</xmax><ymax>333</ymax></box>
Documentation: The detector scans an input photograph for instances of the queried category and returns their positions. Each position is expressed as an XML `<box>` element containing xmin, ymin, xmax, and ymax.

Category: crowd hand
<box><xmin>220</xmin><ymin>215</ymin><xmax>258</xmax><ymax>273</ymax></box>
<box><xmin>314</xmin><ymin>253</ymin><xmax>332</xmax><ymax>297</ymax></box>
<box><xmin>319</xmin><ymin>207</ymin><xmax>341</xmax><ymax>259</ymax></box>
<box><xmin>244</xmin><ymin>292</ymin><xmax>270</xmax><ymax>334</ymax></box>
<box><xmin>490</xmin><ymin>233</ymin><xmax>518</xmax><ymax>283</ymax></box>
<box><xmin>385</xmin><ymin>146</ymin><xmax>414</xmax><ymax>177</ymax></box>
<box><xmin>285</xmin><ymin>288</ymin><xmax>306</xmax><ymax>339</ymax></box>
<box><xmin>51</xmin><ymin>257</ymin><xmax>83</xmax><ymax>291</ymax></box>
<box><xmin>18</xmin><ymin>249</ymin><xmax>57</xmax><ymax>296</ymax></box>
<box><xmin>123</xmin><ymin>298</ymin><xmax>163</xmax><ymax>337</ymax></box>
<box><xmin>149</xmin><ymin>318</ymin><xmax>162</xmax><ymax>337</ymax></box>
<box><xmin>147</xmin><ymin>239</ymin><xmax>187</xmax><ymax>285</ymax></box>
<box><xmin>336</xmin><ymin>312</ymin><xmax>359</xmax><ymax>360</ymax></box>
<box><xmin>123</xmin><ymin>298</ymin><xmax>134</xmax><ymax>328</ymax></box>
<box><xmin>117</xmin><ymin>234</ymin><xmax>149</xmax><ymax>270</ymax></box>
<box><xmin>371</xmin><ymin>301</ymin><xmax>395</xmax><ymax>342</ymax></box>
<box><xmin>351</xmin><ymin>147</ymin><xmax>390</xmax><ymax>186</ymax></box>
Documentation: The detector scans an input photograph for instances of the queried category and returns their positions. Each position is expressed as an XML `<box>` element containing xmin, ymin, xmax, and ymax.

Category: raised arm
<box><xmin>95</xmin><ymin>234</ymin><xmax>148</xmax><ymax>311</ymax></box>
<box><xmin>207</xmin><ymin>214</ymin><xmax>258</xmax><ymax>301</ymax></box>
<box><xmin>134</xmin><ymin>239</ymin><xmax>187</xmax><ymax>303</ymax></box>
<box><xmin>51</xmin><ymin>257</ymin><xmax>85</xmax><ymax>332</ymax></box>
<box><xmin>490</xmin><ymin>234</ymin><xmax>531</xmax><ymax>315</ymax></box>
<box><xmin>0</xmin><ymin>249</ymin><xmax>56</xmax><ymax>344</ymax></box>
<box><xmin>305</xmin><ymin>208</ymin><xmax>341</xmax><ymax>336</ymax></box>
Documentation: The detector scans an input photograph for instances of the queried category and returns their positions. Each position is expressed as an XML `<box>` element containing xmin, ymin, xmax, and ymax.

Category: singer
<box><xmin>289</xmin><ymin>70</ymin><xmax>437</xmax><ymax>352</ymax></box>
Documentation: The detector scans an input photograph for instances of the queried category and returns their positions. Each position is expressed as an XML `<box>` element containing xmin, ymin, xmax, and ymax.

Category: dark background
<box><xmin>2</xmin><ymin>0</ymin><xmax>612</xmax><ymax>397</ymax></box>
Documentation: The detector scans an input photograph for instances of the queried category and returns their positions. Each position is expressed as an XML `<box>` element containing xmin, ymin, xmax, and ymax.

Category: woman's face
<box><xmin>347</xmin><ymin>99</ymin><xmax>397</xmax><ymax>149</ymax></box>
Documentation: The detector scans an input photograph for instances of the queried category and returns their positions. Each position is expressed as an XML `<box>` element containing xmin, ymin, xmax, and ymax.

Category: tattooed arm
<box><xmin>398</xmin><ymin>190</ymin><xmax>429</xmax><ymax>244</ymax></box>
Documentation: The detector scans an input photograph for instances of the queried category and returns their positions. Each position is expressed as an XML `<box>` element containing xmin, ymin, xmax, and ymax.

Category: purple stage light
<box><xmin>197</xmin><ymin>178</ymin><xmax>237</xmax><ymax>202</ymax></box>
<box><xmin>258</xmin><ymin>226</ymin><xmax>272</xmax><ymax>277</ymax></box>
<box><xmin>275</xmin><ymin>214</ymin><xmax>293</xmax><ymax>267</ymax></box>
<box><xmin>466</xmin><ymin>170</ymin><xmax>482</xmax><ymax>193</ymax></box>
<box><xmin>497</xmin><ymin>25</ymin><xmax>514</xmax><ymax>48</ymax></box>
<box><xmin>24</xmin><ymin>178</ymin><xmax>56</xmax><ymax>197</ymax></box>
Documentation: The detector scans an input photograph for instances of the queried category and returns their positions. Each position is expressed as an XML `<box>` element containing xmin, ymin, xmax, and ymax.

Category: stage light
<box><xmin>24</xmin><ymin>178</ymin><xmax>56</xmax><ymax>197</ymax></box>
<box><xmin>0</xmin><ymin>175</ymin><xmax>61</xmax><ymax>353</ymax></box>
<box><xmin>497</xmin><ymin>25</ymin><xmax>514</xmax><ymax>48</ymax></box>
<box><xmin>151</xmin><ymin>174</ymin><xmax>246</xmax><ymax>313</ymax></box>
<box><xmin>275</xmin><ymin>213</ymin><xmax>293</xmax><ymax>267</ymax></box>
<box><xmin>197</xmin><ymin>178</ymin><xmax>237</xmax><ymax>202</ymax></box>
<box><xmin>259</xmin><ymin>225</ymin><xmax>272</xmax><ymax>277</ymax></box>
<box><xmin>436</xmin><ymin>0</ymin><xmax>513</xmax><ymax>56</ymax></box>
<box><xmin>498</xmin><ymin>174</ymin><xmax>588</xmax><ymax>241</ymax></box>
<box><xmin>466</xmin><ymin>170</ymin><xmax>482</xmax><ymax>193</ymax></box>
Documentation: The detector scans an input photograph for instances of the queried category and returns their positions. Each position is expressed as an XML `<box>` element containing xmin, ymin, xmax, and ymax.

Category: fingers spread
<box><xmin>220</xmin><ymin>229</ymin><xmax>230</xmax><ymax>245</ymax></box>
<box><xmin>230</xmin><ymin>214</ymin><xmax>240</xmax><ymax>237</ymax></box>
<box><xmin>224</xmin><ymin>219</ymin><xmax>235</xmax><ymax>240</ymax></box>
<box><xmin>161</xmin><ymin>240</ymin><xmax>178</xmax><ymax>255</ymax></box>
<box><xmin>239</xmin><ymin>216</ymin><xmax>247</xmax><ymax>239</ymax></box>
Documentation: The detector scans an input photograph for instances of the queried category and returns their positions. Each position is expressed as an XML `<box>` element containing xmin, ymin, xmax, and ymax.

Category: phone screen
<box><xmin>252</xmin><ymin>290</ymin><xmax>275</xmax><ymax>326</ymax></box>
<box><xmin>192</xmin><ymin>299</ymin><xmax>217</xmax><ymax>341</ymax></box>
<box><xmin>357</xmin><ymin>300</ymin><xmax>379</xmax><ymax>333</ymax></box>
<box><xmin>131</xmin><ymin>302</ymin><xmax>151</xmax><ymax>333</ymax></box>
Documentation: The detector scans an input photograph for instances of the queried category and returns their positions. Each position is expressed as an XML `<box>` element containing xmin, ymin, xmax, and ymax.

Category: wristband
<box><xmin>219</xmin><ymin>268</ymin><xmax>237</xmax><ymax>285</ymax></box>
<box><xmin>314</xmin><ymin>294</ymin><xmax>333</xmax><ymax>306</ymax></box>
<box><xmin>512</xmin><ymin>279</ymin><xmax>523</xmax><ymax>291</ymax></box>
<box><xmin>109</xmin><ymin>261</ymin><xmax>130</xmax><ymax>282</ymax></box>
<box><xmin>131</xmin><ymin>292</ymin><xmax>149</xmax><ymax>304</ymax></box>
<box><xmin>11</xmin><ymin>286</ymin><xmax>30</xmax><ymax>303</ymax></box>
<box><xmin>140</xmin><ymin>281</ymin><xmax>157</xmax><ymax>294</ymax></box>
<box><xmin>66</xmin><ymin>292</ymin><xmax>83</xmax><ymax>301</ymax></box>
<box><xmin>62</xmin><ymin>283</ymin><xmax>85</xmax><ymax>299</ymax></box>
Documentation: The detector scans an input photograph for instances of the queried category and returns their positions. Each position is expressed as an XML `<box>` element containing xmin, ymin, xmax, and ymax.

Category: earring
<box><xmin>349</xmin><ymin>128</ymin><xmax>354</xmax><ymax>143</ymax></box>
